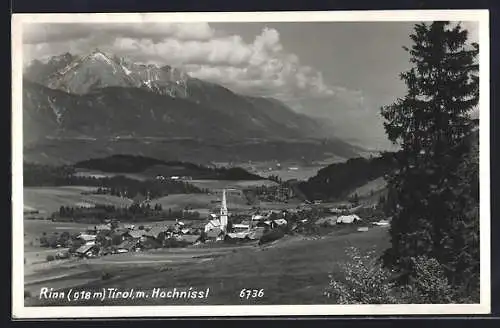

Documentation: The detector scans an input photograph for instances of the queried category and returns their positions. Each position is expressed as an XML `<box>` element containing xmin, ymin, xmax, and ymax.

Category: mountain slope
<box><xmin>23</xmin><ymin>79</ymin><xmax>290</xmax><ymax>143</ymax></box>
<box><xmin>24</xmin><ymin>50</ymin><xmax>333</xmax><ymax>139</ymax></box>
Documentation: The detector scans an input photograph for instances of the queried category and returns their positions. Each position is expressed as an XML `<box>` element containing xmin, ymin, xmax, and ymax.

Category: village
<box><xmin>30</xmin><ymin>188</ymin><xmax>390</xmax><ymax>262</ymax></box>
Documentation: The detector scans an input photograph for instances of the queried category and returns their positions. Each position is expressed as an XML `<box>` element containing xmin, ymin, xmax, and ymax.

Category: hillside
<box><xmin>24</xmin><ymin>155</ymin><xmax>264</xmax><ymax>187</ymax></box>
<box><xmin>74</xmin><ymin>155</ymin><xmax>264</xmax><ymax>180</ymax></box>
<box><xmin>298</xmin><ymin>153</ymin><xmax>398</xmax><ymax>201</ymax></box>
<box><xmin>299</xmin><ymin>122</ymin><xmax>479</xmax><ymax>202</ymax></box>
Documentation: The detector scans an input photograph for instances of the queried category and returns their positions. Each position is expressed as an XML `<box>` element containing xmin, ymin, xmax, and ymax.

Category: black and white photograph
<box><xmin>11</xmin><ymin>10</ymin><xmax>490</xmax><ymax>318</ymax></box>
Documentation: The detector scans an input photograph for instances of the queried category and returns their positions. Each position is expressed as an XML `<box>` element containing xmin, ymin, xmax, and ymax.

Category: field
<box><xmin>24</xmin><ymin>186</ymin><xmax>133</xmax><ymax>216</ymax></box>
<box><xmin>151</xmin><ymin>193</ymin><xmax>252</xmax><ymax>214</ymax></box>
<box><xmin>25</xmin><ymin>226</ymin><xmax>390</xmax><ymax>306</ymax></box>
<box><xmin>348</xmin><ymin>177</ymin><xmax>387</xmax><ymax>199</ymax></box>
<box><xmin>189</xmin><ymin>179</ymin><xmax>278</xmax><ymax>190</ymax></box>
<box><xmin>74</xmin><ymin>169</ymin><xmax>149</xmax><ymax>181</ymax></box>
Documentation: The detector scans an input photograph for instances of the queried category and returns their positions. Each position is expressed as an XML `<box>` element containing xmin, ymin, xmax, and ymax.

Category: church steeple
<box><xmin>220</xmin><ymin>189</ymin><xmax>228</xmax><ymax>232</ymax></box>
<box><xmin>220</xmin><ymin>189</ymin><xmax>228</xmax><ymax>216</ymax></box>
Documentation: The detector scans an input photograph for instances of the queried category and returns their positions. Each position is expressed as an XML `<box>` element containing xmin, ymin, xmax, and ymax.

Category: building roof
<box><xmin>227</xmin><ymin>232</ymin><xmax>249</xmax><ymax>239</ymax></box>
<box><xmin>128</xmin><ymin>230</ymin><xmax>147</xmax><ymax>239</ymax></box>
<box><xmin>206</xmin><ymin>219</ymin><xmax>221</xmax><ymax>227</ymax></box>
<box><xmin>337</xmin><ymin>214</ymin><xmax>362</xmax><ymax>224</ymax></box>
<box><xmin>75</xmin><ymin>244</ymin><xmax>96</xmax><ymax>254</ymax></box>
<box><xmin>233</xmin><ymin>224</ymin><xmax>250</xmax><ymax>229</ymax></box>
<box><xmin>117</xmin><ymin>239</ymin><xmax>140</xmax><ymax>250</ymax></box>
<box><xmin>78</xmin><ymin>234</ymin><xmax>97</xmax><ymax>241</ymax></box>
<box><xmin>273</xmin><ymin>219</ymin><xmax>288</xmax><ymax>226</ymax></box>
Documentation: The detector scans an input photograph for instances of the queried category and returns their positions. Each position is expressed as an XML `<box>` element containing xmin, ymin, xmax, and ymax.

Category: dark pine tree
<box><xmin>380</xmin><ymin>22</ymin><xmax>479</xmax><ymax>287</ymax></box>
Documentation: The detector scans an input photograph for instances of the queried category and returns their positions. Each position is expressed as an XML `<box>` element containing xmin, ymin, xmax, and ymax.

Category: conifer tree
<box><xmin>380</xmin><ymin>22</ymin><xmax>479</xmax><ymax>286</ymax></box>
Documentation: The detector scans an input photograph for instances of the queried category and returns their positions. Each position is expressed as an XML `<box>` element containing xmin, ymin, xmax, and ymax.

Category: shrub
<box><xmin>324</xmin><ymin>247</ymin><xmax>466</xmax><ymax>304</ymax></box>
<box><xmin>324</xmin><ymin>247</ymin><xmax>397</xmax><ymax>304</ymax></box>
<box><xmin>397</xmin><ymin>256</ymin><xmax>455</xmax><ymax>304</ymax></box>
<box><xmin>24</xmin><ymin>290</ymin><xmax>32</xmax><ymax>298</ymax></box>
<box><xmin>46</xmin><ymin>255</ymin><xmax>55</xmax><ymax>262</ymax></box>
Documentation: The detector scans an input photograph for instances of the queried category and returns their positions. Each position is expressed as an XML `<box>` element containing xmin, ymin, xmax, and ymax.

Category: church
<box><xmin>204</xmin><ymin>189</ymin><xmax>229</xmax><ymax>238</ymax></box>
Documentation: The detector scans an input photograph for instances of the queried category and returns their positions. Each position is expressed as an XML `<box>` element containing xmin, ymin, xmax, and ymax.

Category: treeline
<box><xmin>298</xmin><ymin>152</ymin><xmax>399</xmax><ymax>201</ymax></box>
<box><xmin>53</xmin><ymin>203</ymin><xmax>201</xmax><ymax>223</ymax></box>
<box><xmin>24</xmin><ymin>162</ymin><xmax>76</xmax><ymax>186</ymax></box>
<box><xmin>75</xmin><ymin>175</ymin><xmax>204</xmax><ymax>199</ymax></box>
<box><xmin>24</xmin><ymin>162</ymin><xmax>205</xmax><ymax>198</ymax></box>
<box><xmin>74</xmin><ymin>154</ymin><xmax>264</xmax><ymax>180</ymax></box>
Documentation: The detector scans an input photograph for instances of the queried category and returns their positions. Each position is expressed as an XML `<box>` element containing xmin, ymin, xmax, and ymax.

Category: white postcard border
<box><xmin>11</xmin><ymin>9</ymin><xmax>491</xmax><ymax>318</ymax></box>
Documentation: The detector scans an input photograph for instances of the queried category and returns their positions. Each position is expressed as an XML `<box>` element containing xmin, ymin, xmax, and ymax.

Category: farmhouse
<box><xmin>336</xmin><ymin>214</ymin><xmax>362</xmax><ymax>224</ymax></box>
<box><xmin>116</xmin><ymin>239</ymin><xmax>140</xmax><ymax>253</ymax></box>
<box><xmin>206</xmin><ymin>228</ymin><xmax>224</xmax><ymax>241</ymax></box>
<box><xmin>232</xmin><ymin>223</ymin><xmax>250</xmax><ymax>232</ymax></box>
<box><xmin>74</xmin><ymin>244</ymin><xmax>99</xmax><ymax>258</ymax></box>
<box><xmin>77</xmin><ymin>233</ymin><xmax>97</xmax><ymax>244</ymax></box>
<box><xmin>205</xmin><ymin>219</ymin><xmax>222</xmax><ymax>232</ymax></box>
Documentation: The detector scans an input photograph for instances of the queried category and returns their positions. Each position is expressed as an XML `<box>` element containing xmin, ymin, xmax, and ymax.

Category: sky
<box><xmin>22</xmin><ymin>21</ymin><xmax>479</xmax><ymax>151</ymax></box>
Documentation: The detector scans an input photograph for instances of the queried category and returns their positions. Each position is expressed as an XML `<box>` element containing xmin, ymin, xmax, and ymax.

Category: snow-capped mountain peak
<box><xmin>40</xmin><ymin>51</ymin><xmax>190</xmax><ymax>97</ymax></box>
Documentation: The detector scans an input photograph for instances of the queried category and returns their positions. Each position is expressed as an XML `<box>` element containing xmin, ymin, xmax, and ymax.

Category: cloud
<box><xmin>113</xmin><ymin>27</ymin><xmax>337</xmax><ymax>101</ymax></box>
<box><xmin>23</xmin><ymin>22</ymin><xmax>215</xmax><ymax>44</ymax></box>
<box><xmin>23</xmin><ymin>22</ymin><xmax>378</xmax><ymax>147</ymax></box>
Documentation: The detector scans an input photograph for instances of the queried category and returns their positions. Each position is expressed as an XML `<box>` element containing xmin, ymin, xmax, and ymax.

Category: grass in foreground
<box><xmin>26</xmin><ymin>227</ymin><xmax>389</xmax><ymax>306</ymax></box>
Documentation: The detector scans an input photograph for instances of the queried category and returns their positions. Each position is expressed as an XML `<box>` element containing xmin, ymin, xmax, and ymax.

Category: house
<box><xmin>227</xmin><ymin>231</ymin><xmax>250</xmax><ymax>239</ymax></box>
<box><xmin>232</xmin><ymin>223</ymin><xmax>250</xmax><ymax>232</ymax></box>
<box><xmin>206</xmin><ymin>228</ymin><xmax>224</xmax><ymax>240</ymax></box>
<box><xmin>77</xmin><ymin>233</ymin><xmax>97</xmax><ymax>243</ymax></box>
<box><xmin>204</xmin><ymin>219</ymin><xmax>222</xmax><ymax>233</ymax></box>
<box><xmin>273</xmin><ymin>219</ymin><xmax>287</xmax><ymax>226</ymax></box>
<box><xmin>75</xmin><ymin>244</ymin><xmax>99</xmax><ymax>258</ymax></box>
<box><xmin>336</xmin><ymin>214</ymin><xmax>362</xmax><ymax>224</ymax></box>
<box><xmin>115</xmin><ymin>239</ymin><xmax>140</xmax><ymax>253</ymax></box>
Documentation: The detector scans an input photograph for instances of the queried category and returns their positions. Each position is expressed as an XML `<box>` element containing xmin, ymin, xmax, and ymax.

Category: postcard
<box><xmin>11</xmin><ymin>9</ymin><xmax>490</xmax><ymax>318</ymax></box>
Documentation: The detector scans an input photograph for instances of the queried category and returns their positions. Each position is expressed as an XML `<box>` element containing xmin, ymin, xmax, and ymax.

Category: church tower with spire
<box><xmin>220</xmin><ymin>189</ymin><xmax>228</xmax><ymax>232</ymax></box>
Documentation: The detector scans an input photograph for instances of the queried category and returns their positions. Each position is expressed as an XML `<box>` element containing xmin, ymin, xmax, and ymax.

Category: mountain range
<box><xmin>22</xmin><ymin>49</ymin><xmax>363</xmax><ymax>165</ymax></box>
